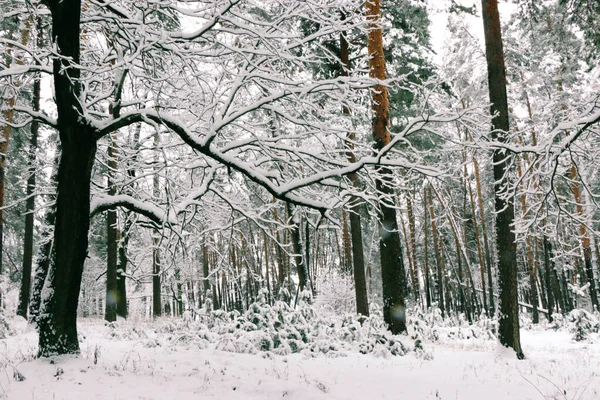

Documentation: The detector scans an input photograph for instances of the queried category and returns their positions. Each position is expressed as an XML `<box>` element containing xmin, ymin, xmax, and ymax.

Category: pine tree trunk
<box><xmin>569</xmin><ymin>166</ymin><xmax>599</xmax><ymax>310</ymax></box>
<box><xmin>481</xmin><ymin>0</ymin><xmax>523</xmax><ymax>359</ymax></box>
<box><xmin>367</xmin><ymin>0</ymin><xmax>407</xmax><ymax>334</ymax></box>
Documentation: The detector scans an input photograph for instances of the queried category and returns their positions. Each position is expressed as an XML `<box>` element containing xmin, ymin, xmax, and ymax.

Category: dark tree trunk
<box><xmin>543</xmin><ymin>236</ymin><xmax>555</xmax><ymax>320</ymax></box>
<box><xmin>339</xmin><ymin>28</ymin><xmax>369</xmax><ymax>317</ymax></box>
<box><xmin>367</xmin><ymin>0</ymin><xmax>407</xmax><ymax>334</ymax></box>
<box><xmin>423</xmin><ymin>188</ymin><xmax>432</xmax><ymax>309</ymax></box>
<box><xmin>105</xmin><ymin>134</ymin><xmax>119</xmax><ymax>322</ymax></box>
<box><xmin>202</xmin><ymin>243</ymin><xmax>211</xmax><ymax>300</ymax></box>
<box><xmin>287</xmin><ymin>203</ymin><xmax>307</xmax><ymax>292</ymax></box>
<box><xmin>116</xmin><ymin>224</ymin><xmax>129</xmax><ymax>319</ymax></box>
<box><xmin>37</xmin><ymin>130</ymin><xmax>97</xmax><ymax>356</ymax></box>
<box><xmin>17</xmin><ymin>63</ymin><xmax>41</xmax><ymax>319</ymax></box>
<box><xmin>29</xmin><ymin>155</ymin><xmax>59</xmax><ymax>324</ymax></box>
<box><xmin>37</xmin><ymin>0</ymin><xmax>101</xmax><ymax>356</ymax></box>
<box><xmin>481</xmin><ymin>0</ymin><xmax>523</xmax><ymax>359</ymax></box>
<box><xmin>152</xmin><ymin>236</ymin><xmax>162</xmax><ymax>318</ymax></box>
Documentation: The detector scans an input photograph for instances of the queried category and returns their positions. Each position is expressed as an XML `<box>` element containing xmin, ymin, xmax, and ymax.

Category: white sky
<box><xmin>428</xmin><ymin>0</ymin><xmax>517</xmax><ymax>66</ymax></box>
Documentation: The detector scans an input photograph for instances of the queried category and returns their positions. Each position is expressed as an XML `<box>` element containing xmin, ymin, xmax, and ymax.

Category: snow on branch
<box><xmin>90</xmin><ymin>195</ymin><xmax>177</xmax><ymax>226</ymax></box>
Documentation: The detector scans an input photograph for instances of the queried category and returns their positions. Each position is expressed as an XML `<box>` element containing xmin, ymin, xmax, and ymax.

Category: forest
<box><xmin>1</xmin><ymin>0</ymin><xmax>600</xmax><ymax>398</ymax></box>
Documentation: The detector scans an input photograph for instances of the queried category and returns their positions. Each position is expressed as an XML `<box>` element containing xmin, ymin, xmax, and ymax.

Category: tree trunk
<box><xmin>406</xmin><ymin>195</ymin><xmax>420</xmax><ymax>303</ymax></box>
<box><xmin>16</xmin><ymin>55</ymin><xmax>41</xmax><ymax>319</ymax></box>
<box><xmin>116</xmin><ymin>218</ymin><xmax>129</xmax><ymax>319</ymax></box>
<box><xmin>423</xmin><ymin>187</ymin><xmax>432</xmax><ymax>308</ymax></box>
<box><xmin>105</xmin><ymin>135</ymin><xmax>118</xmax><ymax>322</ymax></box>
<box><xmin>427</xmin><ymin>186</ymin><xmax>445</xmax><ymax>317</ymax></box>
<box><xmin>339</xmin><ymin>28</ymin><xmax>369</xmax><ymax>317</ymax></box>
<box><xmin>465</xmin><ymin>160</ymin><xmax>488</xmax><ymax>317</ymax></box>
<box><xmin>36</xmin><ymin>0</ymin><xmax>100</xmax><ymax>356</ymax></box>
<box><xmin>286</xmin><ymin>203</ymin><xmax>307</xmax><ymax>292</ymax></box>
<box><xmin>37</xmin><ymin>129</ymin><xmax>97</xmax><ymax>355</ymax></box>
<box><xmin>367</xmin><ymin>0</ymin><xmax>407</xmax><ymax>334</ymax></box>
<box><xmin>28</xmin><ymin>154</ymin><xmax>59</xmax><ymax>324</ymax></box>
<box><xmin>569</xmin><ymin>166</ymin><xmax>599</xmax><ymax>310</ymax></box>
<box><xmin>481</xmin><ymin>0</ymin><xmax>523</xmax><ymax>359</ymax></box>
<box><xmin>472</xmin><ymin>155</ymin><xmax>495</xmax><ymax>314</ymax></box>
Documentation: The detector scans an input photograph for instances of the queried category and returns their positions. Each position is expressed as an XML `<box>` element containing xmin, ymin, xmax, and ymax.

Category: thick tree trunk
<box><xmin>481</xmin><ymin>0</ymin><xmax>523</xmax><ymax>359</ymax></box>
<box><xmin>367</xmin><ymin>0</ymin><xmax>406</xmax><ymax>334</ymax></box>
<box><xmin>17</xmin><ymin>63</ymin><xmax>41</xmax><ymax>319</ymax></box>
<box><xmin>37</xmin><ymin>130</ymin><xmax>97</xmax><ymax>356</ymax></box>
<box><xmin>37</xmin><ymin>0</ymin><xmax>101</xmax><ymax>356</ymax></box>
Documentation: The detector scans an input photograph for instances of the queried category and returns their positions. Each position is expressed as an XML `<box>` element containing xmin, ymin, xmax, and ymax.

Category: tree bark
<box><xmin>481</xmin><ymin>0</ymin><xmax>523</xmax><ymax>359</ymax></box>
<box><xmin>36</xmin><ymin>0</ymin><xmax>101</xmax><ymax>356</ymax></box>
<box><xmin>286</xmin><ymin>203</ymin><xmax>308</xmax><ymax>292</ymax></box>
<box><xmin>569</xmin><ymin>166</ymin><xmax>599</xmax><ymax>310</ymax></box>
<box><xmin>105</xmin><ymin>135</ymin><xmax>118</xmax><ymax>322</ymax></box>
<box><xmin>367</xmin><ymin>0</ymin><xmax>407</xmax><ymax>334</ymax></box>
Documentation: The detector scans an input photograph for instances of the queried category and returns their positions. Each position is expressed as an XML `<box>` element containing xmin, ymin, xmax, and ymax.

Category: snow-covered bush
<box><xmin>567</xmin><ymin>309</ymin><xmax>599</xmax><ymax>342</ymax></box>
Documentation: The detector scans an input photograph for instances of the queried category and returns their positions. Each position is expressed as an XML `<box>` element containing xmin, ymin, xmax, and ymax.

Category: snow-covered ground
<box><xmin>1</xmin><ymin>315</ymin><xmax>600</xmax><ymax>400</ymax></box>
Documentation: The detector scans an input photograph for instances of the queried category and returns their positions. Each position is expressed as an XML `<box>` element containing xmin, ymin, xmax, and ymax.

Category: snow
<box><xmin>2</xmin><ymin>316</ymin><xmax>600</xmax><ymax>399</ymax></box>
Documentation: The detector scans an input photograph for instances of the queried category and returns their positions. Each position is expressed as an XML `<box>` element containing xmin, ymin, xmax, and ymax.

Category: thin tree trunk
<box><xmin>28</xmin><ymin>154</ymin><xmax>59</xmax><ymax>324</ymax></box>
<box><xmin>423</xmin><ymin>188</ymin><xmax>432</xmax><ymax>308</ymax></box>
<box><xmin>16</xmin><ymin>40</ymin><xmax>41</xmax><ymax>318</ymax></box>
<box><xmin>339</xmin><ymin>28</ymin><xmax>369</xmax><ymax>317</ymax></box>
<box><xmin>569</xmin><ymin>167</ymin><xmax>599</xmax><ymax>310</ymax></box>
<box><xmin>427</xmin><ymin>186</ymin><xmax>445</xmax><ymax>317</ymax></box>
<box><xmin>0</xmin><ymin>18</ymin><xmax>33</xmax><ymax>307</ymax></box>
<box><xmin>472</xmin><ymin>155</ymin><xmax>495</xmax><ymax>314</ymax></box>
<box><xmin>406</xmin><ymin>195</ymin><xmax>420</xmax><ymax>304</ymax></box>
<box><xmin>465</xmin><ymin>158</ymin><xmax>488</xmax><ymax>316</ymax></box>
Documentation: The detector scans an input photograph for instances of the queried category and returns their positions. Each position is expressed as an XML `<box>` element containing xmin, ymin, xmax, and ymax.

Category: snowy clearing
<box><xmin>1</xmin><ymin>316</ymin><xmax>600</xmax><ymax>400</ymax></box>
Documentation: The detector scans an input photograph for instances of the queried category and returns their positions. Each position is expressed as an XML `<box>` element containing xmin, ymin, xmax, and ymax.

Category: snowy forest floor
<box><xmin>1</xmin><ymin>311</ymin><xmax>600</xmax><ymax>400</ymax></box>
